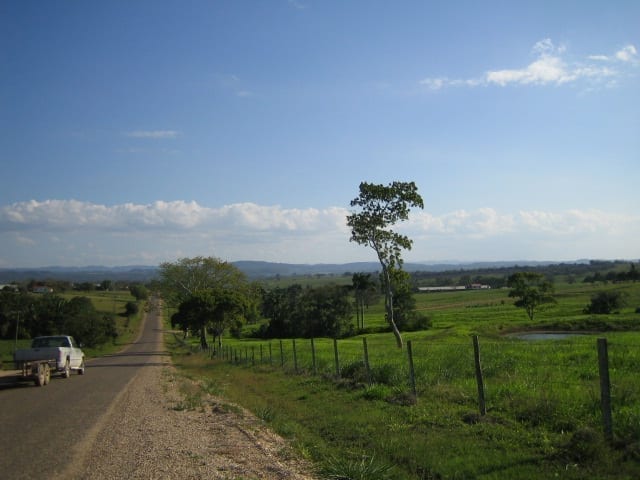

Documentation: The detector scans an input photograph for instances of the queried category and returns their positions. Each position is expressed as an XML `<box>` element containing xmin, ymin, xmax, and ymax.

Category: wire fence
<box><xmin>194</xmin><ymin>335</ymin><xmax>640</xmax><ymax>443</ymax></box>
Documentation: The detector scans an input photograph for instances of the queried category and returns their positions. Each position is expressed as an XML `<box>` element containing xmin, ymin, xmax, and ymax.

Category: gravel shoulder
<box><xmin>56</xmin><ymin>344</ymin><xmax>317</xmax><ymax>479</ymax></box>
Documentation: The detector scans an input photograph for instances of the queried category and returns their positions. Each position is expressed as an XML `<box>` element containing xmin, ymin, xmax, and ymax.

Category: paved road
<box><xmin>0</xmin><ymin>298</ymin><xmax>167</xmax><ymax>480</ymax></box>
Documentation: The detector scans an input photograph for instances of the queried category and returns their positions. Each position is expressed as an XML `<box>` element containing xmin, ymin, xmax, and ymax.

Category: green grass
<box><xmin>169</xmin><ymin>280</ymin><xmax>640</xmax><ymax>479</ymax></box>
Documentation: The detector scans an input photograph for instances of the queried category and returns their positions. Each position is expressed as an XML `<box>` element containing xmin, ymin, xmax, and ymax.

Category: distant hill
<box><xmin>0</xmin><ymin>259</ymin><xmax>596</xmax><ymax>283</ymax></box>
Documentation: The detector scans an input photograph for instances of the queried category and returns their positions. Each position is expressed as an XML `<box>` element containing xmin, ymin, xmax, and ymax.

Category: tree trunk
<box><xmin>381</xmin><ymin>263</ymin><xmax>403</xmax><ymax>349</ymax></box>
<box><xmin>199</xmin><ymin>324</ymin><xmax>208</xmax><ymax>349</ymax></box>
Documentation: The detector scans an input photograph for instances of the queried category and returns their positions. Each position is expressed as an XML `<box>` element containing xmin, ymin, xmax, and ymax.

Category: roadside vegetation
<box><xmin>166</xmin><ymin>261</ymin><xmax>640</xmax><ymax>479</ymax></box>
<box><xmin>0</xmin><ymin>285</ymin><xmax>148</xmax><ymax>367</ymax></box>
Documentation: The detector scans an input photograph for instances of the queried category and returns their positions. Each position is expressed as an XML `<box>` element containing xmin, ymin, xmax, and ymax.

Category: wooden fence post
<box><xmin>251</xmin><ymin>346</ymin><xmax>255</xmax><ymax>366</ymax></box>
<box><xmin>293</xmin><ymin>339</ymin><xmax>298</xmax><ymax>373</ymax></box>
<box><xmin>362</xmin><ymin>337</ymin><xmax>372</xmax><ymax>385</ymax></box>
<box><xmin>311</xmin><ymin>338</ymin><xmax>317</xmax><ymax>375</ymax></box>
<box><xmin>269</xmin><ymin>342</ymin><xmax>273</xmax><ymax>365</ymax></box>
<box><xmin>279</xmin><ymin>340</ymin><xmax>284</xmax><ymax>368</ymax></box>
<box><xmin>597</xmin><ymin>338</ymin><xmax>613</xmax><ymax>442</ymax></box>
<box><xmin>333</xmin><ymin>338</ymin><xmax>340</xmax><ymax>378</ymax></box>
<box><xmin>472</xmin><ymin>335</ymin><xmax>487</xmax><ymax>416</ymax></box>
<box><xmin>260</xmin><ymin>344</ymin><xmax>263</xmax><ymax>364</ymax></box>
<box><xmin>407</xmin><ymin>340</ymin><xmax>417</xmax><ymax>398</ymax></box>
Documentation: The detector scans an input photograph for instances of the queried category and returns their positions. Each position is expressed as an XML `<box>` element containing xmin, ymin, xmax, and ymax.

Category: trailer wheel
<box><xmin>44</xmin><ymin>364</ymin><xmax>51</xmax><ymax>385</ymax></box>
<box><xmin>78</xmin><ymin>359</ymin><xmax>85</xmax><ymax>375</ymax></box>
<box><xmin>62</xmin><ymin>359</ymin><xmax>71</xmax><ymax>378</ymax></box>
<box><xmin>35</xmin><ymin>363</ymin><xmax>46</xmax><ymax>387</ymax></box>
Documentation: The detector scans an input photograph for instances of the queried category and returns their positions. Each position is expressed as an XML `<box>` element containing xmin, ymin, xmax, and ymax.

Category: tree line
<box><xmin>0</xmin><ymin>292</ymin><xmax>117</xmax><ymax>347</ymax></box>
<box><xmin>159</xmin><ymin>256</ymin><xmax>433</xmax><ymax>349</ymax></box>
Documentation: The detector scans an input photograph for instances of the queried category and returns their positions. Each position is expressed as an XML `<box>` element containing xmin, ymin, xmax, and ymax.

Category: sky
<box><xmin>1</xmin><ymin>1</ymin><xmax>639</xmax><ymax>268</ymax></box>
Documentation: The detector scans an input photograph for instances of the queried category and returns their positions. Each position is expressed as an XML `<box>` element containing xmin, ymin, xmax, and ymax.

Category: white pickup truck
<box><xmin>13</xmin><ymin>335</ymin><xmax>86</xmax><ymax>386</ymax></box>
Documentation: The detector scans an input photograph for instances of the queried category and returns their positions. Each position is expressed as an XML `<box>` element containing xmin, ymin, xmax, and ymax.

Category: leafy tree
<box><xmin>507</xmin><ymin>272</ymin><xmax>556</xmax><ymax>321</ymax></box>
<box><xmin>300</xmin><ymin>285</ymin><xmax>354</xmax><ymax>338</ymax></box>
<box><xmin>260</xmin><ymin>284</ymin><xmax>354</xmax><ymax>339</ymax></box>
<box><xmin>584</xmin><ymin>291</ymin><xmax>626</xmax><ymax>314</ymax></box>
<box><xmin>129</xmin><ymin>283</ymin><xmax>149</xmax><ymax>301</ymax></box>
<box><xmin>261</xmin><ymin>285</ymin><xmax>304</xmax><ymax>338</ymax></box>
<box><xmin>159</xmin><ymin>256</ymin><xmax>253</xmax><ymax>348</ymax></box>
<box><xmin>125</xmin><ymin>301</ymin><xmax>139</xmax><ymax>316</ymax></box>
<box><xmin>64</xmin><ymin>296</ymin><xmax>116</xmax><ymax>347</ymax></box>
<box><xmin>346</xmin><ymin>181</ymin><xmax>424</xmax><ymax>348</ymax></box>
<box><xmin>185</xmin><ymin>290</ymin><xmax>247</xmax><ymax>348</ymax></box>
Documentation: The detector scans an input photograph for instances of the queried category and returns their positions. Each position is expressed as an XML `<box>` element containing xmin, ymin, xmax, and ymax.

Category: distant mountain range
<box><xmin>0</xmin><ymin>259</ymin><xmax>594</xmax><ymax>283</ymax></box>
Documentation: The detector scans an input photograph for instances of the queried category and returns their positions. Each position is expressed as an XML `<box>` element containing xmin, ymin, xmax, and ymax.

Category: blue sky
<box><xmin>1</xmin><ymin>1</ymin><xmax>639</xmax><ymax>267</ymax></box>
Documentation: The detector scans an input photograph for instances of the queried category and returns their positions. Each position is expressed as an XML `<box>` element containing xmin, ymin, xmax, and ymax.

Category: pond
<box><xmin>508</xmin><ymin>332</ymin><xmax>592</xmax><ymax>341</ymax></box>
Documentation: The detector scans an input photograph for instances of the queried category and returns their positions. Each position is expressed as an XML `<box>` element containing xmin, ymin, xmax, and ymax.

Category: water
<box><xmin>509</xmin><ymin>332</ymin><xmax>590</xmax><ymax>341</ymax></box>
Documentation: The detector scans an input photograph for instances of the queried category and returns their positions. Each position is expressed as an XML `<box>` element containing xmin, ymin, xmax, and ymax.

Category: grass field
<box><xmin>169</xmin><ymin>280</ymin><xmax>640</xmax><ymax>479</ymax></box>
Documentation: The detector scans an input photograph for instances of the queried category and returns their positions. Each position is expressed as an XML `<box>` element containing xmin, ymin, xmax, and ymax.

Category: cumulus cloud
<box><xmin>0</xmin><ymin>200</ymin><xmax>348</xmax><ymax>234</ymax></box>
<box><xmin>420</xmin><ymin>39</ymin><xmax>635</xmax><ymax>90</ymax></box>
<box><xmin>1</xmin><ymin>200</ymin><xmax>637</xmax><ymax>266</ymax></box>
<box><xmin>616</xmin><ymin>44</ymin><xmax>638</xmax><ymax>62</ymax></box>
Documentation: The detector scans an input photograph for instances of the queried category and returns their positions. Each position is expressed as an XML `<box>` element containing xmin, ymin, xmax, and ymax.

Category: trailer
<box><xmin>14</xmin><ymin>358</ymin><xmax>57</xmax><ymax>386</ymax></box>
<box><xmin>12</xmin><ymin>335</ymin><xmax>85</xmax><ymax>387</ymax></box>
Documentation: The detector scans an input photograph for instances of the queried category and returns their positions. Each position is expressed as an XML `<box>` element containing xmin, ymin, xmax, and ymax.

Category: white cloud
<box><xmin>419</xmin><ymin>39</ymin><xmax>635</xmax><ymax>91</ymax></box>
<box><xmin>615</xmin><ymin>44</ymin><xmax>638</xmax><ymax>62</ymax></box>
<box><xmin>125</xmin><ymin>130</ymin><xmax>181</xmax><ymax>139</ymax></box>
<box><xmin>0</xmin><ymin>200</ymin><xmax>348</xmax><ymax>234</ymax></box>
<box><xmin>1</xmin><ymin>200</ymin><xmax>637</xmax><ymax>266</ymax></box>
<box><xmin>287</xmin><ymin>0</ymin><xmax>308</xmax><ymax>10</ymax></box>
<box><xmin>486</xmin><ymin>54</ymin><xmax>577</xmax><ymax>86</ymax></box>
<box><xmin>588</xmin><ymin>54</ymin><xmax>610</xmax><ymax>61</ymax></box>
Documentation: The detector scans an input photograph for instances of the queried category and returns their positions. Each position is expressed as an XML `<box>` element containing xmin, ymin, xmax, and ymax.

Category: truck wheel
<box><xmin>35</xmin><ymin>363</ymin><xmax>46</xmax><ymax>387</ymax></box>
<box><xmin>63</xmin><ymin>359</ymin><xmax>71</xmax><ymax>378</ymax></box>
<box><xmin>78</xmin><ymin>359</ymin><xmax>85</xmax><ymax>375</ymax></box>
<box><xmin>44</xmin><ymin>364</ymin><xmax>51</xmax><ymax>385</ymax></box>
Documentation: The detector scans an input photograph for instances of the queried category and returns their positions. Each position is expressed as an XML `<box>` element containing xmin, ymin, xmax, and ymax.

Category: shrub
<box><xmin>341</xmin><ymin>360</ymin><xmax>370</xmax><ymax>384</ymax></box>
<box><xmin>125</xmin><ymin>301</ymin><xmax>139</xmax><ymax>316</ymax></box>
<box><xmin>560</xmin><ymin>427</ymin><xmax>606</xmax><ymax>463</ymax></box>
<box><xmin>584</xmin><ymin>291</ymin><xmax>625</xmax><ymax>314</ymax></box>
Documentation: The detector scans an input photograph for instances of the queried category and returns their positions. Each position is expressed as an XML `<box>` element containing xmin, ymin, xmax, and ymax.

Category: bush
<box><xmin>584</xmin><ymin>291</ymin><xmax>625</xmax><ymax>314</ymax></box>
<box><xmin>341</xmin><ymin>360</ymin><xmax>370</xmax><ymax>384</ymax></box>
<box><xmin>125</xmin><ymin>301</ymin><xmax>139</xmax><ymax>316</ymax></box>
<box><xmin>560</xmin><ymin>427</ymin><xmax>606</xmax><ymax>463</ymax></box>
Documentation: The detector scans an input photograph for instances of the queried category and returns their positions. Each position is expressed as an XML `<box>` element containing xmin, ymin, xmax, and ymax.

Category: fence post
<box><xmin>472</xmin><ymin>335</ymin><xmax>487</xmax><ymax>416</ymax></box>
<box><xmin>597</xmin><ymin>338</ymin><xmax>613</xmax><ymax>442</ymax></box>
<box><xmin>407</xmin><ymin>340</ymin><xmax>417</xmax><ymax>398</ymax></box>
<box><xmin>333</xmin><ymin>338</ymin><xmax>340</xmax><ymax>378</ymax></box>
<box><xmin>362</xmin><ymin>337</ymin><xmax>372</xmax><ymax>385</ymax></box>
<box><xmin>293</xmin><ymin>339</ymin><xmax>298</xmax><ymax>373</ymax></box>
<box><xmin>251</xmin><ymin>346</ymin><xmax>255</xmax><ymax>366</ymax></box>
<box><xmin>311</xmin><ymin>338</ymin><xmax>317</xmax><ymax>375</ymax></box>
<box><xmin>279</xmin><ymin>339</ymin><xmax>284</xmax><ymax>368</ymax></box>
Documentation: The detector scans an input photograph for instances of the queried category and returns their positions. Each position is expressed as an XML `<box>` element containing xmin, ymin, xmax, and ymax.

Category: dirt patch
<box><xmin>58</xmin><ymin>358</ymin><xmax>317</xmax><ymax>479</ymax></box>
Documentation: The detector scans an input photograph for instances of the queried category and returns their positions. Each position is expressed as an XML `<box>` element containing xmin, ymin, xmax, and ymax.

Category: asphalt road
<box><xmin>0</xmin><ymin>298</ymin><xmax>167</xmax><ymax>480</ymax></box>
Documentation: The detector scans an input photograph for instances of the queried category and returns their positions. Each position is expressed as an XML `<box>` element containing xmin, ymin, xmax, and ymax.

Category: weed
<box><xmin>320</xmin><ymin>453</ymin><xmax>394</xmax><ymax>480</ymax></box>
<box><xmin>255</xmin><ymin>405</ymin><xmax>276</xmax><ymax>423</ymax></box>
<box><xmin>360</xmin><ymin>384</ymin><xmax>391</xmax><ymax>401</ymax></box>
<box><xmin>559</xmin><ymin>427</ymin><xmax>606</xmax><ymax>463</ymax></box>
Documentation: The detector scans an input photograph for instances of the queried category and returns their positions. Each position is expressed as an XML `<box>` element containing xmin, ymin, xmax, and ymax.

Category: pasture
<box><xmin>170</xmin><ymin>279</ymin><xmax>640</xmax><ymax>479</ymax></box>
